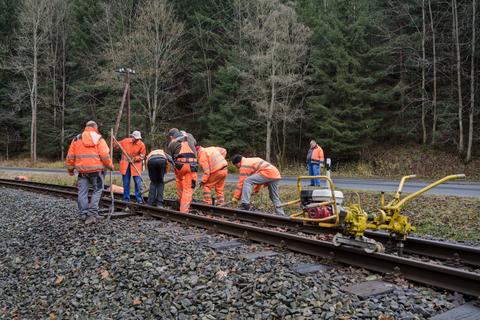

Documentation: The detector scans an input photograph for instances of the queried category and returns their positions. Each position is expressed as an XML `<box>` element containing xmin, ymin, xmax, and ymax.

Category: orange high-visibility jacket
<box><xmin>116</xmin><ymin>138</ymin><xmax>146</xmax><ymax>176</ymax></box>
<box><xmin>233</xmin><ymin>157</ymin><xmax>281</xmax><ymax>199</ymax></box>
<box><xmin>66</xmin><ymin>127</ymin><xmax>113</xmax><ymax>173</ymax></box>
<box><xmin>146</xmin><ymin>149</ymin><xmax>169</xmax><ymax>172</ymax></box>
<box><xmin>198</xmin><ymin>147</ymin><xmax>228</xmax><ymax>183</ymax></box>
<box><xmin>311</xmin><ymin>145</ymin><xmax>324</xmax><ymax>163</ymax></box>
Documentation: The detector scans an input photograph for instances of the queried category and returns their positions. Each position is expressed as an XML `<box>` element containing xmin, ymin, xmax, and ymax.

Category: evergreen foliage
<box><xmin>0</xmin><ymin>0</ymin><xmax>478</xmax><ymax>164</ymax></box>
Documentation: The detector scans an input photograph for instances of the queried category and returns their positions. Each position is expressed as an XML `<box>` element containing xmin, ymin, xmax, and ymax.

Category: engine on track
<box><xmin>285</xmin><ymin>174</ymin><xmax>466</xmax><ymax>253</ymax></box>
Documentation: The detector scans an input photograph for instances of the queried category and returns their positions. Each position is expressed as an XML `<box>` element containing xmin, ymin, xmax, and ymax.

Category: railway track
<box><xmin>1</xmin><ymin>178</ymin><xmax>479</xmax><ymax>296</ymax></box>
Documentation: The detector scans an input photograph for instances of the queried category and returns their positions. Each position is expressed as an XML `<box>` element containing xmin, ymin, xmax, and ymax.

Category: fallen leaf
<box><xmin>378</xmin><ymin>315</ymin><xmax>394</xmax><ymax>320</ymax></box>
<box><xmin>99</xmin><ymin>268</ymin><xmax>110</xmax><ymax>280</ymax></box>
<box><xmin>133</xmin><ymin>298</ymin><xmax>142</xmax><ymax>305</ymax></box>
<box><xmin>49</xmin><ymin>312</ymin><xmax>57</xmax><ymax>320</ymax></box>
<box><xmin>54</xmin><ymin>275</ymin><xmax>64</xmax><ymax>286</ymax></box>
<box><xmin>216</xmin><ymin>270</ymin><xmax>228</xmax><ymax>279</ymax></box>
<box><xmin>33</xmin><ymin>257</ymin><xmax>40</xmax><ymax>269</ymax></box>
<box><xmin>365</xmin><ymin>275</ymin><xmax>377</xmax><ymax>281</ymax></box>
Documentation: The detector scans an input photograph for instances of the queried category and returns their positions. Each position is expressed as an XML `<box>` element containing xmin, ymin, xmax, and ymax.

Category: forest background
<box><xmin>0</xmin><ymin>0</ymin><xmax>478</xmax><ymax>175</ymax></box>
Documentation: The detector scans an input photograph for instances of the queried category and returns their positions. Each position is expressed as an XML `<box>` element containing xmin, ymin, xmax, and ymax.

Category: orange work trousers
<box><xmin>175</xmin><ymin>164</ymin><xmax>197</xmax><ymax>213</ymax></box>
<box><xmin>202</xmin><ymin>168</ymin><xmax>227</xmax><ymax>205</ymax></box>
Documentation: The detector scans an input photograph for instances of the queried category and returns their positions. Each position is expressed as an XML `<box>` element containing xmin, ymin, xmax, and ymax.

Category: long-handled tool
<box><xmin>108</xmin><ymin>128</ymin><xmax>115</xmax><ymax>220</ymax></box>
<box><xmin>141</xmin><ymin>176</ymin><xmax>176</xmax><ymax>195</ymax></box>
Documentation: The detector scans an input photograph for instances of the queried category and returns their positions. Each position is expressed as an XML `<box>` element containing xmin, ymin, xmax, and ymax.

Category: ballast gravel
<box><xmin>0</xmin><ymin>187</ymin><xmax>468</xmax><ymax>319</ymax></box>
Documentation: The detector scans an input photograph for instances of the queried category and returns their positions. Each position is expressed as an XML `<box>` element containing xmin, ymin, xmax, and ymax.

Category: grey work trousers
<box><xmin>77</xmin><ymin>172</ymin><xmax>104</xmax><ymax>217</ymax></box>
<box><xmin>241</xmin><ymin>173</ymin><xmax>285</xmax><ymax>215</ymax></box>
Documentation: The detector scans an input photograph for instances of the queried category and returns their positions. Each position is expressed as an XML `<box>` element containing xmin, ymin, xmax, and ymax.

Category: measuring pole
<box><xmin>126</xmin><ymin>72</ymin><xmax>131</xmax><ymax>136</ymax></box>
<box><xmin>113</xmin><ymin>68</ymin><xmax>135</xmax><ymax>138</ymax></box>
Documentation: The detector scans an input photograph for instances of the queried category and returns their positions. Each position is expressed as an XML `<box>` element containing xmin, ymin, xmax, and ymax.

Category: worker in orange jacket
<box><xmin>167</xmin><ymin>128</ymin><xmax>198</xmax><ymax>213</ymax></box>
<box><xmin>231</xmin><ymin>155</ymin><xmax>285</xmax><ymax>215</ymax></box>
<box><xmin>66</xmin><ymin>121</ymin><xmax>113</xmax><ymax>224</ymax></box>
<box><xmin>115</xmin><ymin>130</ymin><xmax>146</xmax><ymax>203</ymax></box>
<box><xmin>306</xmin><ymin>140</ymin><xmax>324</xmax><ymax>186</ymax></box>
<box><xmin>196</xmin><ymin>145</ymin><xmax>228</xmax><ymax>206</ymax></box>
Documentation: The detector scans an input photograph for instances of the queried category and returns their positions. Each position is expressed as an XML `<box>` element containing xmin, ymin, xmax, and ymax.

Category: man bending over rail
<box><xmin>66</xmin><ymin>121</ymin><xmax>113</xmax><ymax>225</ymax></box>
<box><xmin>231</xmin><ymin>155</ymin><xmax>285</xmax><ymax>216</ymax></box>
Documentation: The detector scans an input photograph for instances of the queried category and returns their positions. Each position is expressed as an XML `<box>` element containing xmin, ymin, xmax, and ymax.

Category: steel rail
<box><xmin>1</xmin><ymin>178</ymin><xmax>480</xmax><ymax>268</ymax></box>
<box><xmin>1</xmin><ymin>182</ymin><xmax>480</xmax><ymax>296</ymax></box>
<box><xmin>0</xmin><ymin>179</ymin><xmax>480</xmax><ymax>296</ymax></box>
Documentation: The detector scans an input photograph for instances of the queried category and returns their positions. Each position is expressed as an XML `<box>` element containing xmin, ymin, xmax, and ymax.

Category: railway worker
<box><xmin>66</xmin><ymin>120</ymin><xmax>113</xmax><ymax>224</ymax></box>
<box><xmin>115</xmin><ymin>130</ymin><xmax>146</xmax><ymax>203</ymax></box>
<box><xmin>196</xmin><ymin>145</ymin><xmax>228</xmax><ymax>206</ymax></box>
<box><xmin>230</xmin><ymin>154</ymin><xmax>285</xmax><ymax>216</ymax></box>
<box><xmin>306</xmin><ymin>140</ymin><xmax>324</xmax><ymax>186</ymax></box>
<box><xmin>166</xmin><ymin>128</ymin><xmax>198</xmax><ymax>213</ymax></box>
<box><xmin>145</xmin><ymin>148</ymin><xmax>171</xmax><ymax>207</ymax></box>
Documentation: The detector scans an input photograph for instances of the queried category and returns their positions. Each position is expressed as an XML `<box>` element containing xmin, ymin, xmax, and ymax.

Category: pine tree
<box><xmin>299</xmin><ymin>0</ymin><xmax>382</xmax><ymax>158</ymax></box>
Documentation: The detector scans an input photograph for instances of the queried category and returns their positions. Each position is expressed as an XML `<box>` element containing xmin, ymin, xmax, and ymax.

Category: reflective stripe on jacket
<box><xmin>116</xmin><ymin>138</ymin><xmax>146</xmax><ymax>176</ymax></box>
<box><xmin>65</xmin><ymin>127</ymin><xmax>112</xmax><ymax>173</ymax></box>
<box><xmin>233</xmin><ymin>157</ymin><xmax>281</xmax><ymax>199</ymax></box>
<box><xmin>198</xmin><ymin>146</ymin><xmax>228</xmax><ymax>183</ymax></box>
<box><xmin>146</xmin><ymin>149</ymin><xmax>169</xmax><ymax>171</ymax></box>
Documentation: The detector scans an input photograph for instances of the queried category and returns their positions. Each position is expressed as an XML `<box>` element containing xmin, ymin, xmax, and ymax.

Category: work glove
<box><xmin>68</xmin><ymin>169</ymin><xmax>74</xmax><ymax>176</ymax></box>
<box><xmin>231</xmin><ymin>197</ymin><xmax>239</xmax><ymax>205</ymax></box>
<box><xmin>199</xmin><ymin>181</ymin><xmax>205</xmax><ymax>188</ymax></box>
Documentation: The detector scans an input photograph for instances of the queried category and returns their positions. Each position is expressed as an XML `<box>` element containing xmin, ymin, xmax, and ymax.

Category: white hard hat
<box><xmin>130</xmin><ymin>130</ymin><xmax>142</xmax><ymax>140</ymax></box>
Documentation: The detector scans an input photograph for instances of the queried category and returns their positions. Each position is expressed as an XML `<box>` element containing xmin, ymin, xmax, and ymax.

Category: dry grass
<box><xmin>0</xmin><ymin>172</ymin><xmax>478</xmax><ymax>241</ymax></box>
<box><xmin>283</xmin><ymin>145</ymin><xmax>480</xmax><ymax>181</ymax></box>
<box><xmin>0</xmin><ymin>159</ymin><xmax>66</xmax><ymax>169</ymax></box>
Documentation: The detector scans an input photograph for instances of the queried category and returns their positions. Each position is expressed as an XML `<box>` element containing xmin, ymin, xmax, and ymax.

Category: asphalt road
<box><xmin>0</xmin><ymin>166</ymin><xmax>479</xmax><ymax>198</ymax></box>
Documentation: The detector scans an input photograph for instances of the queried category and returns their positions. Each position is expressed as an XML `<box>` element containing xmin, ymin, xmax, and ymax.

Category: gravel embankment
<box><xmin>0</xmin><ymin>187</ymin><xmax>468</xmax><ymax>319</ymax></box>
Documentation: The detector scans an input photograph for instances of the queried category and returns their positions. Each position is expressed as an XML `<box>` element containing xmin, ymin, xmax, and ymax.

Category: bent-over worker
<box><xmin>66</xmin><ymin>121</ymin><xmax>113</xmax><ymax>224</ymax></box>
<box><xmin>146</xmin><ymin>148</ymin><xmax>170</xmax><ymax>207</ymax></box>
<box><xmin>306</xmin><ymin>140</ymin><xmax>324</xmax><ymax>186</ymax></box>
<box><xmin>231</xmin><ymin>155</ymin><xmax>285</xmax><ymax>216</ymax></box>
<box><xmin>167</xmin><ymin>128</ymin><xmax>198</xmax><ymax>213</ymax></box>
<box><xmin>115</xmin><ymin>130</ymin><xmax>146</xmax><ymax>203</ymax></box>
<box><xmin>196</xmin><ymin>145</ymin><xmax>228</xmax><ymax>206</ymax></box>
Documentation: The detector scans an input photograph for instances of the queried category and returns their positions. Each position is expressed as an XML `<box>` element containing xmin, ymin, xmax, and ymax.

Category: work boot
<box><xmin>239</xmin><ymin>203</ymin><xmax>251</xmax><ymax>211</ymax></box>
<box><xmin>84</xmin><ymin>216</ymin><xmax>96</xmax><ymax>225</ymax></box>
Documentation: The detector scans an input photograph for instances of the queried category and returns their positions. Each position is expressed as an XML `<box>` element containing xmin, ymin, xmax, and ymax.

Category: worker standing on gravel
<box><xmin>66</xmin><ymin>121</ymin><xmax>113</xmax><ymax>224</ymax></box>
<box><xmin>116</xmin><ymin>131</ymin><xmax>146</xmax><ymax>203</ymax></box>
<box><xmin>146</xmin><ymin>148</ymin><xmax>170</xmax><ymax>207</ymax></box>
<box><xmin>196</xmin><ymin>145</ymin><xmax>228</xmax><ymax>206</ymax></box>
<box><xmin>167</xmin><ymin>128</ymin><xmax>198</xmax><ymax>213</ymax></box>
<box><xmin>306</xmin><ymin>140</ymin><xmax>324</xmax><ymax>186</ymax></box>
<box><xmin>230</xmin><ymin>155</ymin><xmax>285</xmax><ymax>216</ymax></box>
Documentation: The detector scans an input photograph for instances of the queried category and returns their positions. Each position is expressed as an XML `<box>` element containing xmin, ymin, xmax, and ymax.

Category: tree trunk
<box><xmin>266</xmin><ymin>28</ymin><xmax>277</xmax><ymax>163</ymax></box>
<box><xmin>60</xmin><ymin>25</ymin><xmax>66</xmax><ymax>160</ymax></box>
<box><xmin>466</xmin><ymin>0</ymin><xmax>476</xmax><ymax>162</ymax></box>
<box><xmin>266</xmin><ymin>76</ymin><xmax>275</xmax><ymax>162</ymax></box>
<box><xmin>31</xmin><ymin>28</ymin><xmax>38</xmax><ymax>164</ymax></box>
<box><xmin>421</xmin><ymin>0</ymin><xmax>427</xmax><ymax>144</ymax></box>
<box><xmin>453</xmin><ymin>0</ymin><xmax>464</xmax><ymax>153</ymax></box>
<box><xmin>428</xmin><ymin>0</ymin><xmax>438</xmax><ymax>144</ymax></box>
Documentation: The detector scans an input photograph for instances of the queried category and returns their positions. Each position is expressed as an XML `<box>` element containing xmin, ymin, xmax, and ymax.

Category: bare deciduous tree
<box><xmin>111</xmin><ymin>0</ymin><xmax>185</xmax><ymax>143</ymax></box>
<box><xmin>11</xmin><ymin>0</ymin><xmax>53</xmax><ymax>164</ymax></box>
<box><xmin>428</xmin><ymin>0</ymin><xmax>438</xmax><ymax>144</ymax></box>
<box><xmin>466</xmin><ymin>0</ymin><xmax>476</xmax><ymax>162</ymax></box>
<box><xmin>240</xmin><ymin>0</ymin><xmax>311</xmax><ymax>162</ymax></box>
<box><xmin>452</xmin><ymin>0</ymin><xmax>464</xmax><ymax>153</ymax></box>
